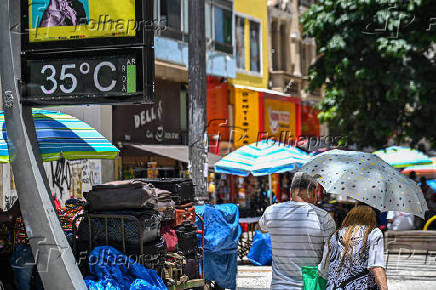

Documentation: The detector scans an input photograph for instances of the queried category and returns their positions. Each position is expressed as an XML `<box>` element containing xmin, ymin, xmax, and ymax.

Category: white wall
<box><xmin>45</xmin><ymin>105</ymin><xmax>115</xmax><ymax>184</ymax></box>
<box><xmin>2</xmin><ymin>160</ymin><xmax>102</xmax><ymax>210</ymax></box>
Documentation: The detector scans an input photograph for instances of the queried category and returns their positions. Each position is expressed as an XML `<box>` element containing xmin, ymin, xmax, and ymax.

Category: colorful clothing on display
<box><xmin>13</xmin><ymin>199</ymin><xmax>84</xmax><ymax>247</ymax></box>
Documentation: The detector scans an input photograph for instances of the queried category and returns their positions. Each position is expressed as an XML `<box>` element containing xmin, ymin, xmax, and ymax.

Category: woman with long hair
<box><xmin>319</xmin><ymin>205</ymin><xmax>388</xmax><ymax>290</ymax></box>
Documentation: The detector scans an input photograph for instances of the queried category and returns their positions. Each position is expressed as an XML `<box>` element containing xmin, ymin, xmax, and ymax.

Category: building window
<box><xmin>205</xmin><ymin>1</ymin><xmax>213</xmax><ymax>40</ymax></box>
<box><xmin>235</xmin><ymin>16</ymin><xmax>245</xmax><ymax>70</ymax></box>
<box><xmin>214</xmin><ymin>6</ymin><xmax>233</xmax><ymax>54</ymax></box>
<box><xmin>156</xmin><ymin>0</ymin><xmax>233</xmax><ymax>55</ymax></box>
<box><xmin>249</xmin><ymin>21</ymin><xmax>261</xmax><ymax>73</ymax></box>
<box><xmin>182</xmin><ymin>0</ymin><xmax>189</xmax><ymax>33</ymax></box>
<box><xmin>160</xmin><ymin>0</ymin><xmax>181</xmax><ymax>30</ymax></box>
<box><xmin>235</xmin><ymin>14</ymin><xmax>262</xmax><ymax>74</ymax></box>
<box><xmin>158</xmin><ymin>0</ymin><xmax>183</xmax><ymax>40</ymax></box>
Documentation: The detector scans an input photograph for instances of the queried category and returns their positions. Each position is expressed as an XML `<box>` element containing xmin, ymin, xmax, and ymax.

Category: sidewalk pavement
<box><xmin>237</xmin><ymin>253</ymin><xmax>436</xmax><ymax>289</ymax></box>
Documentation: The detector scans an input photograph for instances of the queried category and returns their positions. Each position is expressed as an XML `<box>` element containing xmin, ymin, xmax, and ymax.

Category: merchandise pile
<box><xmin>74</xmin><ymin>178</ymin><xmax>203</xmax><ymax>289</ymax></box>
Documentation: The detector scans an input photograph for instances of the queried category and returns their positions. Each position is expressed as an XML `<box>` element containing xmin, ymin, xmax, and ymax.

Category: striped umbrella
<box><xmin>402</xmin><ymin>164</ymin><xmax>436</xmax><ymax>175</ymax></box>
<box><xmin>0</xmin><ymin>109</ymin><xmax>119</xmax><ymax>162</ymax></box>
<box><xmin>373</xmin><ymin>146</ymin><xmax>432</xmax><ymax>168</ymax></box>
<box><xmin>215</xmin><ymin>140</ymin><xmax>311</xmax><ymax>177</ymax></box>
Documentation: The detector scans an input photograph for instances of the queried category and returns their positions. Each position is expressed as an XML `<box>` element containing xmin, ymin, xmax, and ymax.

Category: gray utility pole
<box><xmin>0</xmin><ymin>1</ymin><xmax>86</xmax><ymax>289</ymax></box>
<box><xmin>188</xmin><ymin>0</ymin><xmax>209</xmax><ymax>201</ymax></box>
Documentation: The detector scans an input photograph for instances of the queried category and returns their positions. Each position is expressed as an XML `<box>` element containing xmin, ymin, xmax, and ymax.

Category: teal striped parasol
<box><xmin>0</xmin><ymin>109</ymin><xmax>119</xmax><ymax>162</ymax></box>
<box><xmin>373</xmin><ymin>146</ymin><xmax>432</xmax><ymax>168</ymax></box>
<box><xmin>215</xmin><ymin>140</ymin><xmax>311</xmax><ymax>176</ymax></box>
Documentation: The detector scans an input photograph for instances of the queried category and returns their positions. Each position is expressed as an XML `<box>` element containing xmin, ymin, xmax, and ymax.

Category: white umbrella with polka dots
<box><xmin>299</xmin><ymin>149</ymin><xmax>428</xmax><ymax>218</ymax></box>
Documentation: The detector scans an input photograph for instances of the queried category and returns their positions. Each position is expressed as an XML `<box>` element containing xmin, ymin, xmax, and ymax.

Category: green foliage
<box><xmin>301</xmin><ymin>0</ymin><xmax>436</xmax><ymax>148</ymax></box>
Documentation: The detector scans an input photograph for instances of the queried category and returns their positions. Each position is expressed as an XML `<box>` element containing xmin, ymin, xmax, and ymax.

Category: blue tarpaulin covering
<box><xmin>247</xmin><ymin>230</ymin><xmax>272</xmax><ymax>266</ymax></box>
<box><xmin>84</xmin><ymin>246</ymin><xmax>166</xmax><ymax>290</ymax></box>
<box><xmin>426</xmin><ymin>179</ymin><xmax>436</xmax><ymax>192</ymax></box>
<box><xmin>195</xmin><ymin>204</ymin><xmax>241</xmax><ymax>290</ymax></box>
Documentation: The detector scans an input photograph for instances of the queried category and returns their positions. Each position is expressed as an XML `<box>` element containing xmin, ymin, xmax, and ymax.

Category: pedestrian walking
<box><xmin>259</xmin><ymin>172</ymin><xmax>336</xmax><ymax>289</ymax></box>
<box><xmin>386</xmin><ymin>211</ymin><xmax>415</xmax><ymax>230</ymax></box>
<box><xmin>319</xmin><ymin>206</ymin><xmax>388</xmax><ymax>290</ymax></box>
<box><xmin>409</xmin><ymin>171</ymin><xmax>417</xmax><ymax>183</ymax></box>
<box><xmin>419</xmin><ymin>177</ymin><xmax>433</xmax><ymax>200</ymax></box>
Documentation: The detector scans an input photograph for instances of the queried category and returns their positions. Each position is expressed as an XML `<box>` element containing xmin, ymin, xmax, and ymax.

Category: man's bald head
<box><xmin>290</xmin><ymin>172</ymin><xmax>317</xmax><ymax>204</ymax></box>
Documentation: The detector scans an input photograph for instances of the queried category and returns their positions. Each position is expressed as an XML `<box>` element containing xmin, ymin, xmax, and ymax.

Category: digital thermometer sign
<box><xmin>22</xmin><ymin>47</ymin><xmax>152</xmax><ymax>105</ymax></box>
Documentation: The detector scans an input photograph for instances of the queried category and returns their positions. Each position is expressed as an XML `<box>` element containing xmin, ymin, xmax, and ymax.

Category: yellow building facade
<box><xmin>230</xmin><ymin>0</ymin><xmax>269</xmax><ymax>88</ymax></box>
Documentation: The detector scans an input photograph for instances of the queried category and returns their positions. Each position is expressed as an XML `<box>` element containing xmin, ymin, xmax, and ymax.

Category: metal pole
<box><xmin>188</xmin><ymin>0</ymin><xmax>208</xmax><ymax>201</ymax></box>
<box><xmin>0</xmin><ymin>1</ymin><xmax>86</xmax><ymax>289</ymax></box>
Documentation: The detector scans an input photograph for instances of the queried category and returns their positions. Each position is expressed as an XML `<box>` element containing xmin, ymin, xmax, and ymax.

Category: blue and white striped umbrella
<box><xmin>0</xmin><ymin>109</ymin><xmax>119</xmax><ymax>162</ymax></box>
<box><xmin>215</xmin><ymin>140</ymin><xmax>311</xmax><ymax>176</ymax></box>
<box><xmin>373</xmin><ymin>146</ymin><xmax>432</xmax><ymax>168</ymax></box>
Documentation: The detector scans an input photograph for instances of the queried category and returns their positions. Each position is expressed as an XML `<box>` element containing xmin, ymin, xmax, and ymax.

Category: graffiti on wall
<box><xmin>1</xmin><ymin>159</ymin><xmax>101</xmax><ymax>210</ymax></box>
<box><xmin>45</xmin><ymin>159</ymin><xmax>101</xmax><ymax>205</ymax></box>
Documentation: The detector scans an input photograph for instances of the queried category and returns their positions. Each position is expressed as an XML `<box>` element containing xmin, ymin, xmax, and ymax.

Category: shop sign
<box><xmin>263</xmin><ymin>97</ymin><xmax>297</xmax><ymax>139</ymax></box>
<box><xmin>113</xmin><ymin>81</ymin><xmax>183</xmax><ymax>145</ymax></box>
<box><xmin>132</xmin><ymin>100</ymin><xmax>180</xmax><ymax>143</ymax></box>
<box><xmin>232</xmin><ymin>88</ymin><xmax>259</xmax><ymax>148</ymax></box>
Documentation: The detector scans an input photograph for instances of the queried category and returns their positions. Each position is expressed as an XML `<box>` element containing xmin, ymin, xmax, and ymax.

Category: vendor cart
<box><xmin>72</xmin><ymin>212</ymin><xmax>205</xmax><ymax>289</ymax></box>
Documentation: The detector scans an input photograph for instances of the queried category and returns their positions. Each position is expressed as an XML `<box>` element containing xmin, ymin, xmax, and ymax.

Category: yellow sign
<box><xmin>232</xmin><ymin>88</ymin><xmax>259</xmax><ymax>148</ymax></box>
<box><xmin>263</xmin><ymin>98</ymin><xmax>297</xmax><ymax>139</ymax></box>
<box><xmin>28</xmin><ymin>0</ymin><xmax>136</xmax><ymax>43</ymax></box>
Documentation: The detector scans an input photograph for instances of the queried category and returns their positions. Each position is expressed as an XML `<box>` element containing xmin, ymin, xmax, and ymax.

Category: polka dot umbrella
<box><xmin>298</xmin><ymin>150</ymin><xmax>428</xmax><ymax>218</ymax></box>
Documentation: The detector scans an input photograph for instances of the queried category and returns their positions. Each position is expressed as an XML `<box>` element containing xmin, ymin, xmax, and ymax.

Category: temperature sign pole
<box><xmin>1</xmin><ymin>0</ymin><xmax>154</xmax><ymax>289</ymax></box>
<box><xmin>1</xmin><ymin>0</ymin><xmax>87</xmax><ymax>289</ymax></box>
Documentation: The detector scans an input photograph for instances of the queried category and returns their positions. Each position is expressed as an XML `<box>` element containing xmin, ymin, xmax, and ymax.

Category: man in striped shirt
<box><xmin>259</xmin><ymin>172</ymin><xmax>336</xmax><ymax>289</ymax></box>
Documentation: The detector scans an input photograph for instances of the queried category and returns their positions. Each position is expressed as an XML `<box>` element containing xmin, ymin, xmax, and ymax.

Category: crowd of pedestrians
<box><xmin>259</xmin><ymin>173</ymin><xmax>389</xmax><ymax>290</ymax></box>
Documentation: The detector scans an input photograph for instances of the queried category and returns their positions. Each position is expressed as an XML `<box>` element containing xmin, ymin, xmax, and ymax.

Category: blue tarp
<box><xmin>84</xmin><ymin>246</ymin><xmax>166</xmax><ymax>290</ymax></box>
<box><xmin>426</xmin><ymin>180</ymin><xmax>436</xmax><ymax>192</ymax></box>
<box><xmin>195</xmin><ymin>204</ymin><xmax>241</xmax><ymax>290</ymax></box>
<box><xmin>247</xmin><ymin>230</ymin><xmax>272</xmax><ymax>266</ymax></box>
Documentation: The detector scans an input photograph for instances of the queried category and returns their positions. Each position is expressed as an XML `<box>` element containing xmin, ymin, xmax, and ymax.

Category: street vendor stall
<box><xmin>215</xmin><ymin>140</ymin><xmax>311</xmax><ymax>205</ymax></box>
<box><xmin>73</xmin><ymin>179</ymin><xmax>205</xmax><ymax>290</ymax></box>
<box><xmin>214</xmin><ymin>140</ymin><xmax>311</xmax><ymax>260</ymax></box>
<box><xmin>0</xmin><ymin>109</ymin><xmax>120</xmax><ymax>289</ymax></box>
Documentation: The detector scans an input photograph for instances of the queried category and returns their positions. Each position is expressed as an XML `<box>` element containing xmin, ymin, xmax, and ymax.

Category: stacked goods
<box><xmin>141</xmin><ymin>179</ymin><xmax>202</xmax><ymax>283</ymax></box>
<box><xmin>76</xmin><ymin>179</ymin><xmax>203</xmax><ymax>289</ymax></box>
<box><xmin>156</xmin><ymin>188</ymin><xmax>176</xmax><ymax>221</ymax></box>
<box><xmin>139</xmin><ymin>178</ymin><xmax>194</xmax><ymax>205</ymax></box>
<box><xmin>78</xmin><ymin>180</ymin><xmax>166</xmax><ymax>273</ymax></box>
